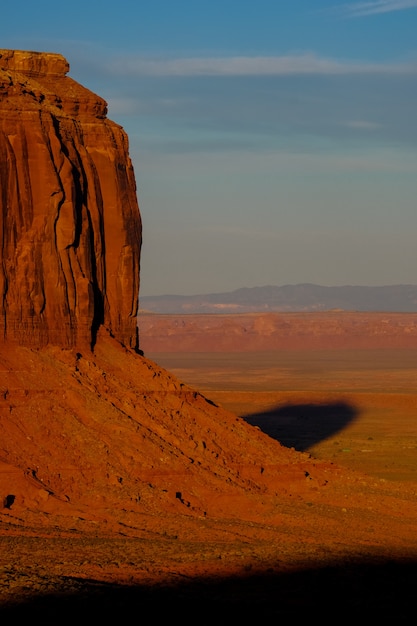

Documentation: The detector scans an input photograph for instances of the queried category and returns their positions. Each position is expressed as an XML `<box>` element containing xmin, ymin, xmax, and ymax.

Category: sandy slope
<box><xmin>1</xmin><ymin>328</ymin><xmax>417</xmax><ymax>618</ymax></box>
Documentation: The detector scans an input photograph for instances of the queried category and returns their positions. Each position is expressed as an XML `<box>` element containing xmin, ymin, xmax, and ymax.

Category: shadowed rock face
<box><xmin>0</xmin><ymin>50</ymin><xmax>141</xmax><ymax>349</ymax></box>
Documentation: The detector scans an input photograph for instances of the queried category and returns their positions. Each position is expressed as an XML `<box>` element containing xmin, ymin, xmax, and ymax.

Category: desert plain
<box><xmin>1</xmin><ymin>312</ymin><xmax>416</xmax><ymax>621</ymax></box>
<box><xmin>140</xmin><ymin>311</ymin><xmax>417</xmax><ymax>484</ymax></box>
<box><xmin>148</xmin><ymin>349</ymin><xmax>417</xmax><ymax>485</ymax></box>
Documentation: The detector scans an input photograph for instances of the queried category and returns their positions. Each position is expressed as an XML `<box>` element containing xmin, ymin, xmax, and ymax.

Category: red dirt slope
<box><xmin>1</xmin><ymin>328</ymin><xmax>416</xmax><ymax>556</ymax></box>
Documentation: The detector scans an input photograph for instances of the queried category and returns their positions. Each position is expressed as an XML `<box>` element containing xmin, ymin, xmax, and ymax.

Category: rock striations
<box><xmin>0</xmin><ymin>50</ymin><xmax>141</xmax><ymax>349</ymax></box>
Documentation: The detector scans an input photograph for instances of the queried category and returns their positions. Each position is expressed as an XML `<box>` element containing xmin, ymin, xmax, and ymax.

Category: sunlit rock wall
<box><xmin>0</xmin><ymin>50</ymin><xmax>141</xmax><ymax>349</ymax></box>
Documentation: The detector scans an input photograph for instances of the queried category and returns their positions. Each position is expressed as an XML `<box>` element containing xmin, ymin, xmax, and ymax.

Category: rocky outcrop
<box><xmin>0</xmin><ymin>50</ymin><xmax>141</xmax><ymax>349</ymax></box>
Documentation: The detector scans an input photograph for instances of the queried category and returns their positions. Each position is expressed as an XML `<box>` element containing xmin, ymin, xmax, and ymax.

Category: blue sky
<box><xmin>2</xmin><ymin>1</ymin><xmax>417</xmax><ymax>295</ymax></box>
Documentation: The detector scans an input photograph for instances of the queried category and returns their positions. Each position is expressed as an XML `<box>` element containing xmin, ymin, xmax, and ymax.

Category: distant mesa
<box><xmin>0</xmin><ymin>49</ymin><xmax>141</xmax><ymax>349</ymax></box>
<box><xmin>138</xmin><ymin>286</ymin><xmax>417</xmax><ymax>353</ymax></box>
<box><xmin>139</xmin><ymin>283</ymin><xmax>417</xmax><ymax>314</ymax></box>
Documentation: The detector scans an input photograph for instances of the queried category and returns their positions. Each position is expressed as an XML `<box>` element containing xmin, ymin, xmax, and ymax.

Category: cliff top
<box><xmin>0</xmin><ymin>48</ymin><xmax>107</xmax><ymax>118</ymax></box>
<box><xmin>0</xmin><ymin>49</ymin><xmax>69</xmax><ymax>76</ymax></box>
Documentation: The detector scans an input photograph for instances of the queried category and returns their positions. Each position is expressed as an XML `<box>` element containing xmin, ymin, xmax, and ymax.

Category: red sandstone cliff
<box><xmin>0</xmin><ymin>50</ymin><xmax>141</xmax><ymax>349</ymax></box>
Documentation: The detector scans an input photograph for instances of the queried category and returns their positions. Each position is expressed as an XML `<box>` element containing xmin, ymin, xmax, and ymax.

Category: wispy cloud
<box><xmin>343</xmin><ymin>119</ymin><xmax>382</xmax><ymax>130</ymax></box>
<box><xmin>112</xmin><ymin>53</ymin><xmax>416</xmax><ymax>77</ymax></box>
<box><xmin>338</xmin><ymin>0</ymin><xmax>417</xmax><ymax>17</ymax></box>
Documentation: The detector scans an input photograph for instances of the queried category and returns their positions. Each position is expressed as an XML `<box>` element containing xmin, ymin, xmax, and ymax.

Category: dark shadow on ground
<box><xmin>242</xmin><ymin>401</ymin><xmax>358</xmax><ymax>451</ymax></box>
<box><xmin>1</xmin><ymin>557</ymin><xmax>416</xmax><ymax>622</ymax></box>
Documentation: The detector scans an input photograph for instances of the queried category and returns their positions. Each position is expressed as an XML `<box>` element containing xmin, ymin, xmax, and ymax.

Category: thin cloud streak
<box><xmin>343</xmin><ymin>119</ymin><xmax>381</xmax><ymax>130</ymax></box>
<box><xmin>339</xmin><ymin>0</ymin><xmax>417</xmax><ymax>17</ymax></box>
<box><xmin>112</xmin><ymin>54</ymin><xmax>416</xmax><ymax>77</ymax></box>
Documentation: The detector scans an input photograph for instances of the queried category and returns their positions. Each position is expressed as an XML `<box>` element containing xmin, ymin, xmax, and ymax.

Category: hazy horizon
<box><xmin>2</xmin><ymin>1</ymin><xmax>416</xmax><ymax>297</ymax></box>
<box><xmin>139</xmin><ymin>281</ymin><xmax>417</xmax><ymax>299</ymax></box>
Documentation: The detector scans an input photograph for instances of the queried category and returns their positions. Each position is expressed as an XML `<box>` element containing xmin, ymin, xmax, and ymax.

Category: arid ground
<box><xmin>151</xmin><ymin>347</ymin><xmax>417</xmax><ymax>484</ymax></box>
<box><xmin>1</xmin><ymin>316</ymin><xmax>417</xmax><ymax>621</ymax></box>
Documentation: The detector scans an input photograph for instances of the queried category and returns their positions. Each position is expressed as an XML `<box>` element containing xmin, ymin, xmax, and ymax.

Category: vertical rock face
<box><xmin>0</xmin><ymin>50</ymin><xmax>141</xmax><ymax>349</ymax></box>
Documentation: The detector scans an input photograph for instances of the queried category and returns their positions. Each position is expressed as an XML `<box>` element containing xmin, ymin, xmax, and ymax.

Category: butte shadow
<box><xmin>242</xmin><ymin>401</ymin><xmax>358</xmax><ymax>451</ymax></box>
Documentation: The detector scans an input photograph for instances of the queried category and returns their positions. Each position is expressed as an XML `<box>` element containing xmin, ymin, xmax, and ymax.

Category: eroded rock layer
<box><xmin>0</xmin><ymin>50</ymin><xmax>141</xmax><ymax>349</ymax></box>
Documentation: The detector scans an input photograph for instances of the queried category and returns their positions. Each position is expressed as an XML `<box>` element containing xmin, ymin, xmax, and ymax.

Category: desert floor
<box><xmin>151</xmin><ymin>348</ymin><xmax>417</xmax><ymax>484</ymax></box>
<box><xmin>1</xmin><ymin>346</ymin><xmax>417</xmax><ymax>621</ymax></box>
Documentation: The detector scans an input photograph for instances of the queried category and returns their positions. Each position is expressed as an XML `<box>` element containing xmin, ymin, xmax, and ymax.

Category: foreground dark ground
<box><xmin>2</xmin><ymin>547</ymin><xmax>416</xmax><ymax>621</ymax></box>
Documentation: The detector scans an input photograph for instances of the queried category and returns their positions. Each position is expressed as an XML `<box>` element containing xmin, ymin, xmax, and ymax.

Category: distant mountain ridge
<box><xmin>139</xmin><ymin>283</ymin><xmax>417</xmax><ymax>314</ymax></box>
